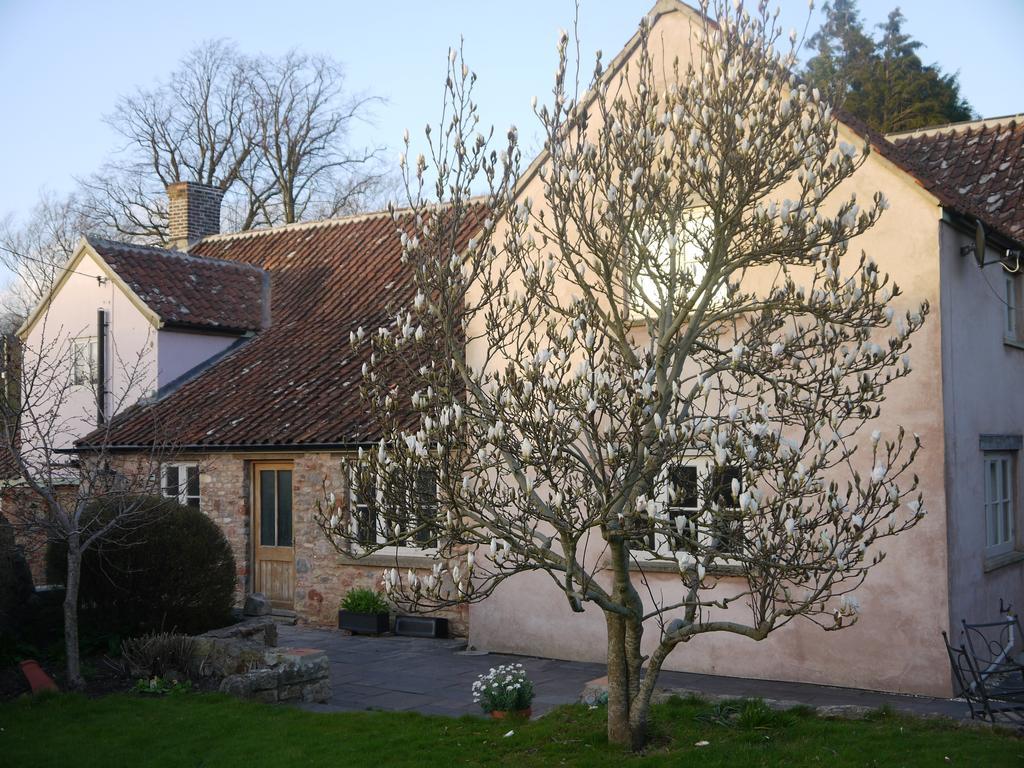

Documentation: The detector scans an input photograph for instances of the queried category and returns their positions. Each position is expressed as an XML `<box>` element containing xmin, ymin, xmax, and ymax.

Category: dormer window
<box><xmin>71</xmin><ymin>338</ymin><xmax>97</xmax><ymax>386</ymax></box>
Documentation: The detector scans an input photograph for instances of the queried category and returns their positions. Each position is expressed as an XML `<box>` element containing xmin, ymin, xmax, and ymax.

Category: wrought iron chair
<box><xmin>962</xmin><ymin>613</ymin><xmax>1024</xmax><ymax>684</ymax></box>
<box><xmin>944</xmin><ymin>631</ymin><xmax>1024</xmax><ymax>725</ymax></box>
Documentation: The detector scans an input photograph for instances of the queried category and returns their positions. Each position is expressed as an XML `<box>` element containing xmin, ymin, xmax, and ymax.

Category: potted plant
<box><xmin>472</xmin><ymin>663</ymin><xmax>535</xmax><ymax>719</ymax></box>
<box><xmin>338</xmin><ymin>588</ymin><xmax>390</xmax><ymax>634</ymax></box>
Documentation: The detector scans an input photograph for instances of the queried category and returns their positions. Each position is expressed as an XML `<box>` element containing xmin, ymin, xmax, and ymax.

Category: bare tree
<box><xmin>0</xmin><ymin>315</ymin><xmax>173</xmax><ymax>688</ymax></box>
<box><xmin>77</xmin><ymin>40</ymin><xmax>254</xmax><ymax>243</ymax></box>
<box><xmin>78</xmin><ymin>40</ymin><xmax>388</xmax><ymax>243</ymax></box>
<box><xmin>0</xmin><ymin>192</ymin><xmax>88</xmax><ymax>320</ymax></box>
<box><xmin>245</xmin><ymin>51</ymin><xmax>389</xmax><ymax>225</ymax></box>
<box><xmin>320</xmin><ymin>1</ymin><xmax>928</xmax><ymax>750</ymax></box>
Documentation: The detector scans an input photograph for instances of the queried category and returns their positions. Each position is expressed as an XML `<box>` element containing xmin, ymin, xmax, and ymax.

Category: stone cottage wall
<box><xmin>194</xmin><ymin>450</ymin><xmax>468</xmax><ymax>635</ymax></box>
<box><xmin>291</xmin><ymin>453</ymin><xmax>468</xmax><ymax>635</ymax></box>
<box><xmin>3</xmin><ymin>483</ymin><xmax>79</xmax><ymax>586</ymax></box>
<box><xmin>195</xmin><ymin>454</ymin><xmax>252</xmax><ymax>605</ymax></box>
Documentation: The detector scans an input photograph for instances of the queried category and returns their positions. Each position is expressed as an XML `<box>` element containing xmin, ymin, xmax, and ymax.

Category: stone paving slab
<box><xmin>279</xmin><ymin>625</ymin><xmax>969</xmax><ymax>721</ymax></box>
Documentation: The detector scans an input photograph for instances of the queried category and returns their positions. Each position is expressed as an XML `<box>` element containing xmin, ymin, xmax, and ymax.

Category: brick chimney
<box><xmin>166</xmin><ymin>182</ymin><xmax>224</xmax><ymax>250</ymax></box>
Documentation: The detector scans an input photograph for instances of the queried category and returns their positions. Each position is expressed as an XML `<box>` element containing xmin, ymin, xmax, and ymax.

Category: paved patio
<box><xmin>279</xmin><ymin>625</ymin><xmax>969</xmax><ymax>720</ymax></box>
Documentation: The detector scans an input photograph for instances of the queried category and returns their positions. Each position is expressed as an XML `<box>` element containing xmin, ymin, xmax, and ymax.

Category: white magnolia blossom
<box><xmin>317</xmin><ymin>0</ymin><xmax>927</xmax><ymax>748</ymax></box>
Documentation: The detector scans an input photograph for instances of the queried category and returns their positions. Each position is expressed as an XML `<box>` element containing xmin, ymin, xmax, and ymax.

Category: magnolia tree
<box><xmin>319</xmin><ymin>0</ymin><xmax>928</xmax><ymax>748</ymax></box>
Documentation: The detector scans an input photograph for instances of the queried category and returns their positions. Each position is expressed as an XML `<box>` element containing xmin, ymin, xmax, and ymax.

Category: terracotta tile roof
<box><xmin>86</xmin><ymin>206</ymin><xmax>486</xmax><ymax>449</ymax></box>
<box><xmin>887</xmin><ymin>118</ymin><xmax>1024</xmax><ymax>243</ymax></box>
<box><xmin>88</xmin><ymin>237</ymin><xmax>266</xmax><ymax>332</ymax></box>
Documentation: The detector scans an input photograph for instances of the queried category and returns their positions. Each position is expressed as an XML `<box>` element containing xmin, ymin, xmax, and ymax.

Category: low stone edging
<box><xmin>578</xmin><ymin>677</ymin><xmax>991</xmax><ymax>729</ymax></box>
<box><xmin>218</xmin><ymin>648</ymin><xmax>330</xmax><ymax>704</ymax></box>
<box><xmin>192</xmin><ymin>617</ymin><xmax>330</xmax><ymax>704</ymax></box>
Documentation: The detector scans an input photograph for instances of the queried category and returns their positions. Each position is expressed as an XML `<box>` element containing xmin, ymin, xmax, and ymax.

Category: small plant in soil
<box><xmin>472</xmin><ymin>664</ymin><xmax>534</xmax><ymax>714</ymax></box>
<box><xmin>339</xmin><ymin>589</ymin><xmax>389</xmax><ymax>614</ymax></box>
<box><xmin>132</xmin><ymin>676</ymin><xmax>193</xmax><ymax>696</ymax></box>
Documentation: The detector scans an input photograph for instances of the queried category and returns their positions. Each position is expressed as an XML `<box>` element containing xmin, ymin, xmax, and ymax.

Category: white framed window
<box><xmin>984</xmin><ymin>452</ymin><xmax>1015</xmax><ymax>558</ymax></box>
<box><xmin>633</xmin><ymin>210</ymin><xmax>725</xmax><ymax>316</ymax></box>
<box><xmin>162</xmin><ymin>463</ymin><xmax>200</xmax><ymax>510</ymax></box>
<box><xmin>350</xmin><ymin>466</ymin><xmax>438</xmax><ymax>554</ymax></box>
<box><xmin>632</xmin><ymin>459</ymin><xmax>743</xmax><ymax>558</ymax></box>
<box><xmin>1004</xmin><ymin>273</ymin><xmax>1019</xmax><ymax>340</ymax></box>
<box><xmin>71</xmin><ymin>337</ymin><xmax>97</xmax><ymax>386</ymax></box>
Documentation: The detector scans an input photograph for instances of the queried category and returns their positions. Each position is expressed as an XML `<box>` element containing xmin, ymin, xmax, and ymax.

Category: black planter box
<box><xmin>338</xmin><ymin>610</ymin><xmax>390</xmax><ymax>635</ymax></box>
<box><xmin>394</xmin><ymin>615</ymin><xmax>449</xmax><ymax>638</ymax></box>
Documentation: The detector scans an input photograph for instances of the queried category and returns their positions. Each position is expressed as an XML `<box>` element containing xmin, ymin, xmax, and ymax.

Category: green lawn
<box><xmin>1</xmin><ymin>692</ymin><xmax>1020</xmax><ymax>767</ymax></box>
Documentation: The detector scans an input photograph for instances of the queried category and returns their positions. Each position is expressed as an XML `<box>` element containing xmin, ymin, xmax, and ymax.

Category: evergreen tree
<box><xmin>804</xmin><ymin>2</ymin><xmax>974</xmax><ymax>133</ymax></box>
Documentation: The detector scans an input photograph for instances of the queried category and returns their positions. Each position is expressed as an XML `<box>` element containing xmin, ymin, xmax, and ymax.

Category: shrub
<box><xmin>0</xmin><ymin>514</ymin><xmax>33</xmax><ymax>637</ymax></box>
<box><xmin>472</xmin><ymin>664</ymin><xmax>535</xmax><ymax>713</ymax></box>
<box><xmin>121</xmin><ymin>632</ymin><xmax>196</xmax><ymax>679</ymax></box>
<box><xmin>340</xmin><ymin>588</ymin><xmax>389</xmax><ymax>614</ymax></box>
<box><xmin>47</xmin><ymin>497</ymin><xmax>236</xmax><ymax>637</ymax></box>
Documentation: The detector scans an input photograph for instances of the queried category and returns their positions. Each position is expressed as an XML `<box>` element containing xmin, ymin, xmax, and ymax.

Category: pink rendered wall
<box><xmin>20</xmin><ymin>247</ymin><xmax>247</xmax><ymax>450</ymax></box>
<box><xmin>467</xmin><ymin>1</ymin><xmax>954</xmax><ymax>697</ymax></box>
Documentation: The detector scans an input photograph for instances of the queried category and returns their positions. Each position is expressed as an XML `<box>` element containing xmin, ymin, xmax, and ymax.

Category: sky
<box><xmin>0</xmin><ymin>0</ymin><xmax>1021</xmax><ymax>226</ymax></box>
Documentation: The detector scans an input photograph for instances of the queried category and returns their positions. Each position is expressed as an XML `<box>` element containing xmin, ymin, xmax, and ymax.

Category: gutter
<box><xmin>65</xmin><ymin>441</ymin><xmax>380</xmax><ymax>455</ymax></box>
<box><xmin>941</xmin><ymin>209</ymin><xmax>1024</xmax><ymax>255</ymax></box>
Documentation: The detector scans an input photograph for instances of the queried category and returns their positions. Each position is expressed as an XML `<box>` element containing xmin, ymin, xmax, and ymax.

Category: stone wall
<box><xmin>2</xmin><ymin>483</ymin><xmax>79</xmax><ymax>586</ymax></box>
<box><xmin>193</xmin><ymin>617</ymin><xmax>329</xmax><ymax>704</ymax></box>
<box><xmin>194</xmin><ymin>450</ymin><xmax>468</xmax><ymax>635</ymax></box>
<box><xmin>194</xmin><ymin>454</ymin><xmax>252</xmax><ymax>605</ymax></box>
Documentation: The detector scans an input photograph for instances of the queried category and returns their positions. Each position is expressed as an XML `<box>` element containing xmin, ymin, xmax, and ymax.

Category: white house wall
<box><xmin>939</xmin><ymin>223</ymin><xmax>1024</xmax><ymax>633</ymax></box>
<box><xmin>23</xmin><ymin>250</ymin><xmax>158</xmax><ymax>450</ymax></box>
<box><xmin>158</xmin><ymin>329</ymin><xmax>240</xmax><ymax>386</ymax></box>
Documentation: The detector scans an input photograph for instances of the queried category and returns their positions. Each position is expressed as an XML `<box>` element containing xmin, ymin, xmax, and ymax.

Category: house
<box><xmin>7</xmin><ymin>0</ymin><xmax>1023</xmax><ymax>697</ymax></box>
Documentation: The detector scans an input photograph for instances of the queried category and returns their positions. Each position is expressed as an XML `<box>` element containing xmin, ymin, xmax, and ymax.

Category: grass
<box><xmin>1</xmin><ymin>691</ymin><xmax>1021</xmax><ymax>767</ymax></box>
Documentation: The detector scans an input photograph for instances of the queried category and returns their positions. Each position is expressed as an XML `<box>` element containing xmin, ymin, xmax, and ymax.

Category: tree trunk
<box><xmin>605</xmin><ymin>611</ymin><xmax>632</xmax><ymax>746</ymax></box>
<box><xmin>63</xmin><ymin>534</ymin><xmax>84</xmax><ymax>690</ymax></box>
<box><xmin>605</xmin><ymin>609</ymin><xmax>648</xmax><ymax>749</ymax></box>
<box><xmin>605</xmin><ymin>538</ymin><xmax>650</xmax><ymax>749</ymax></box>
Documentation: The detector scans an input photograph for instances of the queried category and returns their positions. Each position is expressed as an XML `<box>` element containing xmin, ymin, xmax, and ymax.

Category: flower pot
<box><xmin>394</xmin><ymin>615</ymin><xmax>449</xmax><ymax>638</ymax></box>
<box><xmin>19</xmin><ymin>660</ymin><xmax>58</xmax><ymax>694</ymax></box>
<box><xmin>490</xmin><ymin>708</ymin><xmax>532</xmax><ymax>720</ymax></box>
<box><xmin>338</xmin><ymin>610</ymin><xmax>390</xmax><ymax>635</ymax></box>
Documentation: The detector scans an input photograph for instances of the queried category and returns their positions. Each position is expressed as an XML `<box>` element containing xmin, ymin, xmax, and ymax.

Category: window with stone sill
<box><xmin>162</xmin><ymin>463</ymin><xmax>200</xmax><ymax>510</ymax></box>
<box><xmin>349</xmin><ymin>465</ymin><xmax>439</xmax><ymax>556</ymax></box>
<box><xmin>984</xmin><ymin>451</ymin><xmax>1017</xmax><ymax>560</ymax></box>
<box><xmin>629</xmin><ymin>458</ymin><xmax>744</xmax><ymax>561</ymax></box>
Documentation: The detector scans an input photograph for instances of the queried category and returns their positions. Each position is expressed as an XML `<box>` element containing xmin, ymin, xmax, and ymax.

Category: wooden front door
<box><xmin>253</xmin><ymin>463</ymin><xmax>295</xmax><ymax>609</ymax></box>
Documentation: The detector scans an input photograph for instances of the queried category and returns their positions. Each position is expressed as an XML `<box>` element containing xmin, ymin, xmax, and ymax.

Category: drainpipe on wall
<box><xmin>96</xmin><ymin>308</ymin><xmax>107</xmax><ymax>427</ymax></box>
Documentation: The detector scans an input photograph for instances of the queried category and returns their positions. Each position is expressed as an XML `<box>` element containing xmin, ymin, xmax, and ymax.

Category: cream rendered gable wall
<box><xmin>19</xmin><ymin>243</ymin><xmax>245</xmax><ymax>451</ymax></box>
<box><xmin>21</xmin><ymin>248</ymin><xmax>158</xmax><ymax>451</ymax></box>
<box><xmin>466</xmin><ymin>1</ymin><xmax>954</xmax><ymax>696</ymax></box>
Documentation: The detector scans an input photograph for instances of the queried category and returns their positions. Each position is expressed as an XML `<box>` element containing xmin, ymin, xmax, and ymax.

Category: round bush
<box><xmin>48</xmin><ymin>497</ymin><xmax>236</xmax><ymax>636</ymax></box>
<box><xmin>0</xmin><ymin>514</ymin><xmax>33</xmax><ymax>636</ymax></box>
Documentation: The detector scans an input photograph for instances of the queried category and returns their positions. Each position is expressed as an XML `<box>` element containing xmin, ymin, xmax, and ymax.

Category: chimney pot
<box><xmin>166</xmin><ymin>182</ymin><xmax>224</xmax><ymax>250</ymax></box>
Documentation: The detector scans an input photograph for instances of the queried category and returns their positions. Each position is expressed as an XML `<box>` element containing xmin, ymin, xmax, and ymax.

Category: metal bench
<box><xmin>943</xmin><ymin>631</ymin><xmax>1024</xmax><ymax>724</ymax></box>
<box><xmin>961</xmin><ymin>613</ymin><xmax>1024</xmax><ymax>685</ymax></box>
